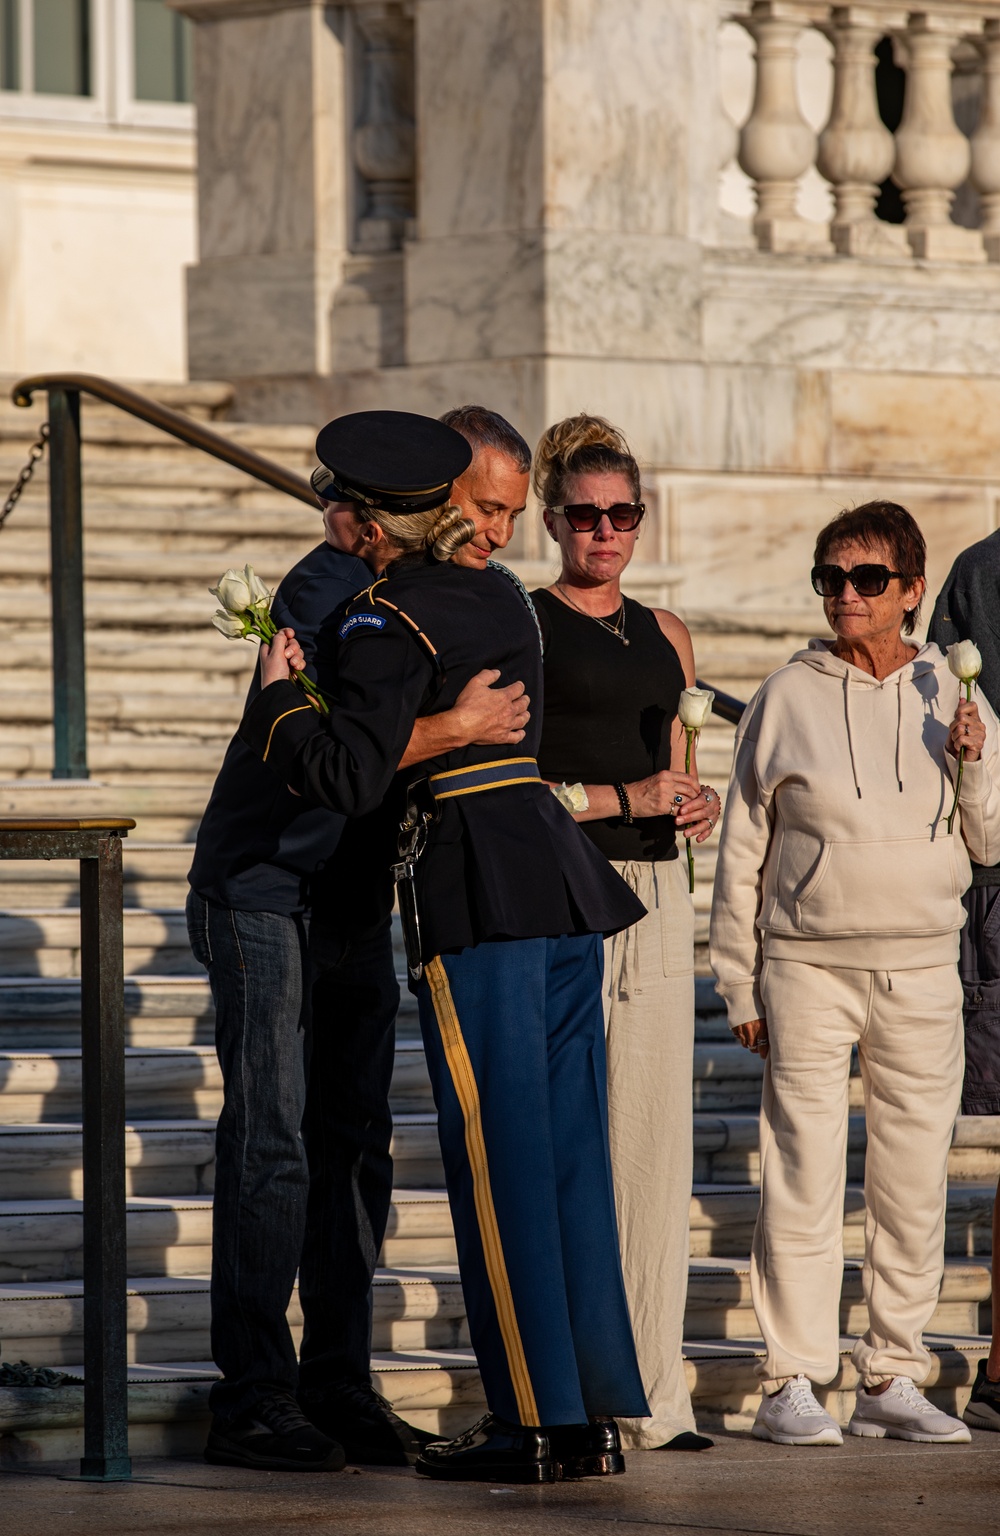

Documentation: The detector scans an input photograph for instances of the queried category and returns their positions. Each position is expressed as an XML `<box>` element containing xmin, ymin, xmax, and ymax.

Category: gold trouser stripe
<box><xmin>424</xmin><ymin>956</ymin><xmax>539</xmax><ymax>1427</ymax></box>
<box><xmin>262</xmin><ymin>706</ymin><xmax>313</xmax><ymax>761</ymax></box>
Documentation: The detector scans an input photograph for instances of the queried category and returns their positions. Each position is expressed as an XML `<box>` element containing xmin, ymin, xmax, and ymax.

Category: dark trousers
<box><xmin>186</xmin><ymin>892</ymin><xmax>399</xmax><ymax>1421</ymax></box>
<box><xmin>960</xmin><ymin>882</ymin><xmax>1000</xmax><ymax>1115</ymax></box>
<box><xmin>416</xmin><ymin>933</ymin><xmax>648</xmax><ymax>1428</ymax></box>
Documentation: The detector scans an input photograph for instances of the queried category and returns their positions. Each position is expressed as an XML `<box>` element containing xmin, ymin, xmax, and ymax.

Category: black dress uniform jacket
<box><xmin>239</xmin><ymin>557</ymin><xmax>646</xmax><ymax>959</ymax></box>
<box><xmin>189</xmin><ymin>543</ymin><xmax>371</xmax><ymax>914</ymax></box>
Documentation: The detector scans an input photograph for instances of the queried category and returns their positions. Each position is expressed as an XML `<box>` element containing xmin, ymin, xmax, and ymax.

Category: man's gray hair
<box><xmin>439</xmin><ymin>404</ymin><xmax>531</xmax><ymax>475</ymax></box>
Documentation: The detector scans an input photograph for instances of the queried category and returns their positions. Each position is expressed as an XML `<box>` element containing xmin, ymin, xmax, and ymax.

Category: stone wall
<box><xmin>177</xmin><ymin>0</ymin><xmax>1000</xmax><ymax>622</ymax></box>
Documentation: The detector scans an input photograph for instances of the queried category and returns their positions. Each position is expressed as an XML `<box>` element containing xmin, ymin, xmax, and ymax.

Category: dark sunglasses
<box><xmin>552</xmin><ymin>502</ymin><xmax>646</xmax><ymax>533</ymax></box>
<box><xmin>811</xmin><ymin>563</ymin><xmax>910</xmax><ymax>598</ymax></box>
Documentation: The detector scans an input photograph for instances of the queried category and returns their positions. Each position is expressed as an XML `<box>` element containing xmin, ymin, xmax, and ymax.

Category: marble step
<box><xmin>0</xmin><ymin>1188</ymin><xmax>457</xmax><ymax>1280</ymax></box>
<box><xmin>0</xmin><ymin>782</ymin><xmax>210</xmax><ymax>842</ymax></box>
<box><xmin>0</xmin><ymin>1351</ymin><xmax>486</xmax><ymax>1465</ymax></box>
<box><xmin>688</xmin><ymin>1181</ymin><xmax>996</xmax><ymax>1261</ymax></box>
<box><xmin>0</xmin><ymin>844</ymin><xmax>199</xmax><ymax>910</ymax></box>
<box><xmin>0</xmin><ymin>1268</ymin><xmax>470</xmax><ymax>1366</ymax></box>
<box><xmin>0</xmin><ymin>1113</ymin><xmax>441</xmax><ymax>1196</ymax></box>
<box><xmin>2</xmin><ymin>1255</ymin><xmax>987</xmax><ymax>1379</ymax></box>
<box><xmin>0</xmin><ymin>909</ymin><xmax>202</xmax><ymax>977</ymax></box>
<box><xmin>685</xmin><ymin>1256</ymin><xmax>991</xmax><ymax>1338</ymax></box>
<box><xmin>0</xmin><ymin>1336</ymin><xmax>986</xmax><ymax>1466</ymax></box>
<box><xmin>4</xmin><ymin>1181</ymin><xmax>993</xmax><ymax>1284</ymax></box>
<box><xmin>0</xmin><ymin>973</ymin><xmax>424</xmax><ymax>1047</ymax></box>
<box><xmin>0</xmin><ymin>1034</ymin><xmax>428</xmax><ymax>1123</ymax></box>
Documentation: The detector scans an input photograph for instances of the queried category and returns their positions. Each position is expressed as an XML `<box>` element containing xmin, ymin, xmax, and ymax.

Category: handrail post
<box><xmin>79</xmin><ymin>828</ymin><xmax>131</xmax><ymax>1480</ymax></box>
<box><xmin>48</xmin><ymin>388</ymin><xmax>88</xmax><ymax>779</ymax></box>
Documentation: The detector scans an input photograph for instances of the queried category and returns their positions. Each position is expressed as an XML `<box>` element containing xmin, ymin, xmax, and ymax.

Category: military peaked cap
<box><xmin>313</xmin><ymin>410</ymin><xmax>472</xmax><ymax>514</ymax></box>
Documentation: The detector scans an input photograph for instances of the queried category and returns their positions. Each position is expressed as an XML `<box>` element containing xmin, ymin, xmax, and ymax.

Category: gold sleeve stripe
<box><xmin>424</xmin><ymin>957</ymin><xmax>539</xmax><ymax>1427</ymax></box>
<box><xmin>262</xmin><ymin>706</ymin><xmax>314</xmax><ymax>762</ymax></box>
<box><xmin>430</xmin><ymin>757</ymin><xmax>536</xmax><ymax>784</ymax></box>
<box><xmin>432</xmin><ymin>777</ymin><xmax>540</xmax><ymax>800</ymax></box>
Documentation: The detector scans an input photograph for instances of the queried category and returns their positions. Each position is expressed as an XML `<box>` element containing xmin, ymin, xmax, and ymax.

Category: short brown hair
<box><xmin>814</xmin><ymin>501</ymin><xmax>927</xmax><ymax>636</ymax></box>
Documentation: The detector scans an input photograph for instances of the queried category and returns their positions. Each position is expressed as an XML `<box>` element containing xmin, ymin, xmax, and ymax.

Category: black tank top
<box><xmin>532</xmin><ymin>588</ymin><xmax>686</xmax><ymax>863</ymax></box>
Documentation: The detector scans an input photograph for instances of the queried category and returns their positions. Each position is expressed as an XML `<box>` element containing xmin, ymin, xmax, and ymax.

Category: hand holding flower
<box><xmin>209</xmin><ymin>561</ymin><xmax>329</xmax><ymax>714</ymax></box>
<box><xmin>260</xmin><ymin>628</ymin><xmax>307</xmax><ymax>688</ymax></box>
<box><xmin>677</xmin><ymin>685</ymin><xmax>715</xmax><ymax>892</ymax></box>
<box><xmin>945</xmin><ymin>640</ymin><xmax>984</xmax><ymax>833</ymax></box>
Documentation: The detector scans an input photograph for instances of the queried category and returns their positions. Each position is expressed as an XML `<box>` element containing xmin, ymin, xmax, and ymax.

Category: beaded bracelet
<box><xmin>614</xmin><ymin>782</ymin><xmax>634</xmax><ymax>825</ymax></box>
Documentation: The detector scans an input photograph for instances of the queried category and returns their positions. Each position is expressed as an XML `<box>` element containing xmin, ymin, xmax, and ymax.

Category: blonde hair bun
<box><xmin>533</xmin><ymin>413</ymin><xmax>640</xmax><ymax>505</ymax></box>
<box><xmin>427</xmin><ymin>503</ymin><xmax>476</xmax><ymax>561</ymax></box>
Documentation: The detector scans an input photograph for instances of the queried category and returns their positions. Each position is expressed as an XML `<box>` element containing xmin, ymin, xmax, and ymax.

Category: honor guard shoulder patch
<box><xmin>338</xmin><ymin>612</ymin><xmax>387</xmax><ymax>640</ymax></box>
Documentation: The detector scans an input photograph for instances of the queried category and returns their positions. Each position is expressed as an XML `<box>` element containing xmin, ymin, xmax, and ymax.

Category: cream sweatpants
<box><xmin>604</xmin><ymin>857</ymin><xmax>697</xmax><ymax>1448</ymax></box>
<box><xmin>752</xmin><ymin>958</ymin><xmax>965</xmax><ymax>1392</ymax></box>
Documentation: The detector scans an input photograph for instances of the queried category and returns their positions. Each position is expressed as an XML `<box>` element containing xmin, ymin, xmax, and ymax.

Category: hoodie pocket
<box><xmin>778</xmin><ymin>833</ymin><xmax>968</xmax><ymax>937</ymax></box>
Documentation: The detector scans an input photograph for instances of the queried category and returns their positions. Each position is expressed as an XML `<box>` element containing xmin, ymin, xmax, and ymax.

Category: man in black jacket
<box><xmin>929</xmin><ymin>532</ymin><xmax>1000</xmax><ymax>1431</ymax></box>
<box><xmin>187</xmin><ymin>407</ymin><xmax>532</xmax><ymax>1471</ymax></box>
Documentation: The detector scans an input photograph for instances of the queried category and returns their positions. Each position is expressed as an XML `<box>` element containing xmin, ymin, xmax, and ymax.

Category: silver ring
<box><xmin>673</xmin><ymin>794</ymin><xmax>684</xmax><ymax>804</ymax></box>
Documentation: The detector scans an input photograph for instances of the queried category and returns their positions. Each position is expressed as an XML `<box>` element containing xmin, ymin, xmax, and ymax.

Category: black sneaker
<box><xmin>414</xmin><ymin>1414</ymin><xmax>559</xmax><ymax>1483</ymax></box>
<box><xmin>963</xmin><ymin>1359</ymin><xmax>1000</xmax><ymax>1432</ymax></box>
<box><xmin>205</xmin><ymin>1391</ymin><xmax>346</xmax><ymax>1471</ymax></box>
<box><xmin>300</xmin><ymin>1381</ymin><xmax>435</xmax><ymax>1466</ymax></box>
<box><xmin>547</xmin><ymin>1419</ymin><xmax>625</xmax><ymax>1478</ymax></box>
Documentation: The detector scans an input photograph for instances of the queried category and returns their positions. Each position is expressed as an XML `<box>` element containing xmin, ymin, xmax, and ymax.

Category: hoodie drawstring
<box><xmin>895</xmin><ymin>674</ymin><xmax>904</xmax><ymax>792</ymax></box>
<box><xmin>844</xmin><ymin>673</ymin><xmax>862</xmax><ymax>799</ymax></box>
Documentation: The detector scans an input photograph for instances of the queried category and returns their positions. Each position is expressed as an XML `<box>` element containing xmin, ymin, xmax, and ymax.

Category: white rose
<box><xmin>678</xmin><ymin>686</ymin><xmax>715</xmax><ymax>730</ymax></box>
<box><xmin>946</xmin><ymin>640</ymin><xmax>983</xmax><ymax>683</ymax></box>
<box><xmin>212</xmin><ymin>609</ymin><xmax>249</xmax><ymax>639</ymax></box>
<box><xmin>551</xmin><ymin>781</ymin><xmax>590</xmax><ymax>814</ymax></box>
<box><xmin>244</xmin><ymin>563</ymin><xmax>273</xmax><ymax>609</ymax></box>
<box><xmin>210</xmin><ymin>568</ymin><xmax>253</xmax><ymax>614</ymax></box>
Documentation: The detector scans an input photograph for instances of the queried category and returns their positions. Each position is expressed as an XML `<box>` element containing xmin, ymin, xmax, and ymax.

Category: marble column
<box><xmin>737</xmin><ymin>0</ymin><xmax>828</xmax><ymax>253</ymax></box>
<box><xmin>892</xmin><ymin>11</ymin><xmax>984</xmax><ymax>262</ymax></box>
<box><xmin>171</xmin><ymin>0</ymin><xmax>351</xmax><ymax>380</ymax></box>
<box><xmin>971</xmin><ymin>19</ymin><xmax>1000</xmax><ymax>263</ymax></box>
<box><xmin>817</xmin><ymin>5</ymin><xmax>908</xmax><ymax>257</ymax></box>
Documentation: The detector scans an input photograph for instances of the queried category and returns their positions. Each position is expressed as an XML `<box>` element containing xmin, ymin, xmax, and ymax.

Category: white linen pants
<box><xmin>753</xmin><ymin>958</ymin><xmax>965</xmax><ymax>1392</ymax></box>
<box><xmin>604</xmin><ymin>857</ymin><xmax>697</xmax><ymax>1448</ymax></box>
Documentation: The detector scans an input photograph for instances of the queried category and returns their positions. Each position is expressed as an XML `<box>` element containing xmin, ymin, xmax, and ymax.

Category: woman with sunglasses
<box><xmin>530</xmin><ymin>413</ymin><xmax>718</xmax><ymax>1454</ymax></box>
<box><xmin>711</xmin><ymin>500</ymin><xmax>1000</xmax><ymax>1448</ymax></box>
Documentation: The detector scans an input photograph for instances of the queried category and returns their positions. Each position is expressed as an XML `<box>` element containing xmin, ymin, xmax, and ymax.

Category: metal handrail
<box><xmin>12</xmin><ymin>372</ymin><xmax>317</xmax><ymax>778</ymax></box>
<box><xmin>696</xmin><ymin>682</ymin><xmax>746</xmax><ymax>727</ymax></box>
<box><xmin>13</xmin><ymin>373</ymin><xmax>315</xmax><ymax>506</ymax></box>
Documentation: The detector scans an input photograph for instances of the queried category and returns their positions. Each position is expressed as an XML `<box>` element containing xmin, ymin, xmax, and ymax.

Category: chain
<box><xmin>0</xmin><ymin>422</ymin><xmax>49</xmax><ymax>533</ymax></box>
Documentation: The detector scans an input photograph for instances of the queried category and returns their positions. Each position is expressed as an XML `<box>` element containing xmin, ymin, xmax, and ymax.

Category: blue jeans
<box><xmin>186</xmin><ymin>891</ymin><xmax>399</xmax><ymax>1421</ymax></box>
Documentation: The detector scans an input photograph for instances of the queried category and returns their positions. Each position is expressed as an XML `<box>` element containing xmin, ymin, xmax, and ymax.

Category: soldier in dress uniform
<box><xmin>187</xmin><ymin>410</ymin><xmax>531</xmax><ymax>1473</ymax></box>
<box><xmin>240</xmin><ymin>410</ymin><xmax>650</xmax><ymax>1484</ymax></box>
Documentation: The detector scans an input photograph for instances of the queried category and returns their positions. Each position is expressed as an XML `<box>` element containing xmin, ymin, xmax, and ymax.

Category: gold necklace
<box><xmin>555</xmin><ymin>584</ymin><xmax>629</xmax><ymax>646</ymax></box>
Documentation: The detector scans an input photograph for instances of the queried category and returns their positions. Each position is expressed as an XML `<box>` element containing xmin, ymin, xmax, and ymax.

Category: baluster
<box><xmin>892</xmin><ymin>12</ymin><xmax>983</xmax><ymax>261</ymax></box>
<box><xmin>817</xmin><ymin>5</ymin><xmax>907</xmax><ymax>256</ymax></box>
<box><xmin>971</xmin><ymin>19</ymin><xmax>1000</xmax><ymax>263</ymax></box>
<box><xmin>352</xmin><ymin>1</ymin><xmax>415</xmax><ymax>253</ymax></box>
<box><xmin>738</xmin><ymin>1</ymin><xmax>829</xmax><ymax>253</ymax></box>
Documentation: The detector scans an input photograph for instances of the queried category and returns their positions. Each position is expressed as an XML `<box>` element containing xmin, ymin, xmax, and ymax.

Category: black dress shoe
<box><xmin>414</xmin><ymin>1413</ymin><xmax>559</xmax><ymax>1483</ymax></box>
<box><xmin>299</xmin><ymin>1381</ymin><xmax>435</xmax><ymax>1466</ymax></box>
<box><xmin>205</xmin><ymin>1391</ymin><xmax>346</xmax><ymax>1471</ymax></box>
<box><xmin>547</xmin><ymin>1418</ymin><xmax>625</xmax><ymax>1478</ymax></box>
<box><xmin>661</xmin><ymin>1431</ymin><xmax>714</xmax><ymax>1452</ymax></box>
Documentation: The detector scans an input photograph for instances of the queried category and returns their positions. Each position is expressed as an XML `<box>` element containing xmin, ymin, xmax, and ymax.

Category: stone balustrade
<box><xmin>722</xmin><ymin>0</ymin><xmax>1000</xmax><ymax>261</ymax></box>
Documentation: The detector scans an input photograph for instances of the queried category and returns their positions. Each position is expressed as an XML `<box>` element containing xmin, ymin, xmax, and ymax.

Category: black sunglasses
<box><xmin>811</xmin><ymin>563</ymin><xmax>910</xmax><ymax>598</ymax></box>
<box><xmin>552</xmin><ymin>502</ymin><xmax>646</xmax><ymax>533</ymax></box>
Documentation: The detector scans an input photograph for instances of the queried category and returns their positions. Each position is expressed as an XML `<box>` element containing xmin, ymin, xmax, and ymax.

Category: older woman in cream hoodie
<box><xmin>711</xmin><ymin>501</ymin><xmax>1000</xmax><ymax>1449</ymax></box>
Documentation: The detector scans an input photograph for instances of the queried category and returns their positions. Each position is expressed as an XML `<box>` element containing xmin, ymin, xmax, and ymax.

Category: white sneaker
<box><xmin>752</xmin><ymin>1376</ymin><xmax>843</xmax><ymax>1446</ymax></box>
<box><xmin>848</xmin><ymin>1377</ymin><xmax>971</xmax><ymax>1443</ymax></box>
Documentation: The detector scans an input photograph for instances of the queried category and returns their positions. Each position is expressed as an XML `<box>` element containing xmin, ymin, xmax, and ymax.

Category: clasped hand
<box><xmin>628</xmin><ymin>771</ymin><xmax>719</xmax><ymax>842</ymax></box>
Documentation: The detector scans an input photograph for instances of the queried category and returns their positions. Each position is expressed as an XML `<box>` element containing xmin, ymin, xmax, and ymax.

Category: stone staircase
<box><xmin>0</xmin><ymin>383</ymin><xmax>993</xmax><ymax>1464</ymax></box>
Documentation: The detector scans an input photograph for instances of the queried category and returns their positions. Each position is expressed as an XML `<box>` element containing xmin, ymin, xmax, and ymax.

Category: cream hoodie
<box><xmin>710</xmin><ymin>639</ymin><xmax>1000</xmax><ymax>1030</ymax></box>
